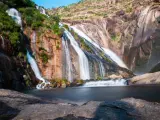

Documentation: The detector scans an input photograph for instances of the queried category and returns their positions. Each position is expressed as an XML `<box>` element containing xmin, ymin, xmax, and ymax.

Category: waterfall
<box><xmin>41</xmin><ymin>8</ymin><xmax>46</xmax><ymax>15</ymax></box>
<box><xmin>71</xmin><ymin>26</ymin><xmax>128</xmax><ymax>69</ymax></box>
<box><xmin>36</xmin><ymin>6</ymin><xmax>49</xmax><ymax>17</ymax></box>
<box><xmin>102</xmin><ymin>48</ymin><xmax>128</xmax><ymax>69</ymax></box>
<box><xmin>0</xmin><ymin>36</ymin><xmax>5</xmax><ymax>49</ymax></box>
<box><xmin>83</xmin><ymin>79</ymin><xmax>127</xmax><ymax>87</ymax></box>
<box><xmin>63</xmin><ymin>29</ymin><xmax>90</xmax><ymax>80</ymax></box>
<box><xmin>32</xmin><ymin>31</ymin><xmax>36</xmax><ymax>55</ymax></box>
<box><xmin>6</xmin><ymin>8</ymin><xmax>50</xmax><ymax>89</ymax></box>
<box><xmin>99</xmin><ymin>61</ymin><xmax>105</xmax><ymax>77</ymax></box>
<box><xmin>62</xmin><ymin>37</ymin><xmax>73</xmax><ymax>82</ymax></box>
<box><xmin>6</xmin><ymin>8</ymin><xmax>23</xmax><ymax>29</ymax></box>
<box><xmin>27</xmin><ymin>51</ymin><xmax>50</xmax><ymax>89</ymax></box>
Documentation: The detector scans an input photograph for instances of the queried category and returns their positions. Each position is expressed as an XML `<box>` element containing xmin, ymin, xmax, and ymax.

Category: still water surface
<box><xmin>26</xmin><ymin>85</ymin><xmax>160</xmax><ymax>103</ymax></box>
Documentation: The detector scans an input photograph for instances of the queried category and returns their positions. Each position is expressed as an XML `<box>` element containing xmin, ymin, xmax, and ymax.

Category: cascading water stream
<box><xmin>83</xmin><ymin>79</ymin><xmax>127</xmax><ymax>87</ymax></box>
<box><xmin>7</xmin><ymin>8</ymin><xmax>50</xmax><ymax>89</ymax></box>
<box><xmin>6</xmin><ymin>8</ymin><xmax>23</xmax><ymax>29</ymax></box>
<box><xmin>102</xmin><ymin>48</ymin><xmax>128</xmax><ymax>69</ymax></box>
<box><xmin>0</xmin><ymin>36</ymin><xmax>5</xmax><ymax>49</ymax></box>
<box><xmin>63</xmin><ymin>28</ymin><xmax>90</xmax><ymax>80</ymax></box>
<box><xmin>36</xmin><ymin>6</ymin><xmax>49</xmax><ymax>17</ymax></box>
<box><xmin>99</xmin><ymin>61</ymin><xmax>105</xmax><ymax>77</ymax></box>
<box><xmin>70</xmin><ymin>26</ymin><xmax>128</xmax><ymax>86</ymax></box>
<box><xmin>32</xmin><ymin>31</ymin><xmax>36</xmax><ymax>55</ymax></box>
<box><xmin>71</xmin><ymin>26</ymin><xmax>128</xmax><ymax>69</ymax></box>
<box><xmin>27</xmin><ymin>51</ymin><xmax>50</xmax><ymax>89</ymax></box>
<box><xmin>62</xmin><ymin>37</ymin><xmax>73</xmax><ymax>82</ymax></box>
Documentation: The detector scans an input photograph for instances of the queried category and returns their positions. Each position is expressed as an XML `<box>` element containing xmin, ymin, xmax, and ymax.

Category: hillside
<box><xmin>49</xmin><ymin>0</ymin><xmax>160</xmax><ymax>73</ymax></box>
<box><xmin>0</xmin><ymin>0</ymin><xmax>64</xmax><ymax>90</ymax></box>
<box><xmin>49</xmin><ymin>0</ymin><xmax>155</xmax><ymax>21</ymax></box>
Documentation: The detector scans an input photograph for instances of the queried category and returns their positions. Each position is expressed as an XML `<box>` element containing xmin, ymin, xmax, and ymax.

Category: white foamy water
<box><xmin>27</xmin><ymin>51</ymin><xmax>50</xmax><ymax>89</ymax></box>
<box><xmin>36</xmin><ymin>6</ymin><xmax>49</xmax><ymax>17</ymax></box>
<box><xmin>62</xmin><ymin>38</ymin><xmax>73</xmax><ymax>82</ymax></box>
<box><xmin>83</xmin><ymin>79</ymin><xmax>127</xmax><ymax>87</ymax></box>
<box><xmin>71</xmin><ymin>26</ymin><xmax>128</xmax><ymax>69</ymax></box>
<box><xmin>99</xmin><ymin>61</ymin><xmax>105</xmax><ymax>77</ymax></box>
<box><xmin>64</xmin><ymin>29</ymin><xmax>90</xmax><ymax>80</ymax></box>
<box><xmin>102</xmin><ymin>48</ymin><xmax>128</xmax><ymax>69</ymax></box>
<box><xmin>6</xmin><ymin>8</ymin><xmax>23</xmax><ymax>29</ymax></box>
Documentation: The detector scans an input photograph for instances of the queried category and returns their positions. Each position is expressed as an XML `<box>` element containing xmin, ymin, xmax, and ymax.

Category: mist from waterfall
<box><xmin>63</xmin><ymin>29</ymin><xmax>90</xmax><ymax>80</ymax></box>
<box><xmin>71</xmin><ymin>26</ymin><xmax>128</xmax><ymax>69</ymax></box>
<box><xmin>27</xmin><ymin>51</ymin><xmax>50</xmax><ymax>89</ymax></box>
<box><xmin>62</xmin><ymin>38</ymin><xmax>73</xmax><ymax>82</ymax></box>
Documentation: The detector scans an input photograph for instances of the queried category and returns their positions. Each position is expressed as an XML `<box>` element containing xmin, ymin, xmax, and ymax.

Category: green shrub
<box><xmin>0</xmin><ymin>9</ymin><xmax>20</xmax><ymax>47</ymax></box>
<box><xmin>2</xmin><ymin>0</ymin><xmax>35</xmax><ymax>8</ymax></box>
<box><xmin>40</xmin><ymin>52</ymin><xmax>49</xmax><ymax>64</ymax></box>
<box><xmin>39</xmin><ymin>47</ymin><xmax>47</xmax><ymax>52</ymax></box>
<box><xmin>9</xmin><ymin>32</ymin><xmax>20</xmax><ymax>46</ymax></box>
<box><xmin>96</xmin><ymin>76</ymin><xmax>103</xmax><ymax>80</ymax></box>
<box><xmin>75</xmin><ymin>80</ymin><xmax>84</xmax><ymax>84</ymax></box>
<box><xmin>0</xmin><ymin>2</ymin><xmax>8</xmax><ymax>11</ymax></box>
<box><xmin>19</xmin><ymin>7</ymin><xmax>45</xmax><ymax>29</ymax></box>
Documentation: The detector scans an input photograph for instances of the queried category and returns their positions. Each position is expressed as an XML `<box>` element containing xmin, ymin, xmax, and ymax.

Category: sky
<box><xmin>33</xmin><ymin>0</ymin><xmax>80</xmax><ymax>8</ymax></box>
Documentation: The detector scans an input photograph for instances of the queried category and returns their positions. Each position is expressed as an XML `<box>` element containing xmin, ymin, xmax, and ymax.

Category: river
<box><xmin>26</xmin><ymin>85</ymin><xmax>160</xmax><ymax>103</ymax></box>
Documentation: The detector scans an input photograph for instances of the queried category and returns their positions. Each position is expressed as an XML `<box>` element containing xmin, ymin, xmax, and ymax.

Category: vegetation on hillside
<box><xmin>0</xmin><ymin>0</ymin><xmax>35</xmax><ymax>9</ymax></box>
<box><xmin>0</xmin><ymin>0</ymin><xmax>37</xmax><ymax>49</ymax></box>
<box><xmin>19</xmin><ymin>7</ymin><xmax>45</xmax><ymax>29</ymax></box>
<box><xmin>0</xmin><ymin>5</ymin><xmax>21</xmax><ymax>48</ymax></box>
<box><xmin>0</xmin><ymin>0</ymin><xmax>63</xmax><ymax>59</ymax></box>
<box><xmin>49</xmin><ymin>0</ymin><xmax>153</xmax><ymax>21</ymax></box>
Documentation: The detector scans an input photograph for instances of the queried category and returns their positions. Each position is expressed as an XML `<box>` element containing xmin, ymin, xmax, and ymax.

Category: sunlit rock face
<box><xmin>73</xmin><ymin>19</ymin><xmax>110</xmax><ymax>49</ymax></box>
<box><xmin>25</xmin><ymin>30</ymin><xmax>63</xmax><ymax>80</ymax></box>
<box><xmin>123</xmin><ymin>5</ymin><xmax>160</xmax><ymax>73</ymax></box>
<box><xmin>66</xmin><ymin>4</ymin><xmax>160</xmax><ymax>74</ymax></box>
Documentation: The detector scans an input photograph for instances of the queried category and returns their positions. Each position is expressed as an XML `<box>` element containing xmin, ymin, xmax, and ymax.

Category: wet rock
<box><xmin>129</xmin><ymin>72</ymin><xmax>160</xmax><ymax>85</ymax></box>
<box><xmin>0</xmin><ymin>89</ymin><xmax>42</xmax><ymax>109</ymax></box>
<box><xmin>0</xmin><ymin>89</ymin><xmax>42</xmax><ymax>119</ymax></box>
<box><xmin>108</xmin><ymin>74</ymin><xmax>123</xmax><ymax>79</ymax></box>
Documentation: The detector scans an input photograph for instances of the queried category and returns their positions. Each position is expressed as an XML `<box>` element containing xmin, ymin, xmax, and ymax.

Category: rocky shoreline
<box><xmin>0</xmin><ymin>89</ymin><xmax>160</xmax><ymax>120</ymax></box>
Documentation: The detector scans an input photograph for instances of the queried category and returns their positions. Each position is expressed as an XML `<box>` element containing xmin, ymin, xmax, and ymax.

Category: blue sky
<box><xmin>33</xmin><ymin>0</ymin><xmax>80</xmax><ymax>8</ymax></box>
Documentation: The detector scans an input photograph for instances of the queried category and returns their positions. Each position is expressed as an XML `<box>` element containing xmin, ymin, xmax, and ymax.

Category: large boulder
<box><xmin>0</xmin><ymin>89</ymin><xmax>41</xmax><ymax>120</ymax></box>
<box><xmin>129</xmin><ymin>71</ymin><xmax>160</xmax><ymax>85</ymax></box>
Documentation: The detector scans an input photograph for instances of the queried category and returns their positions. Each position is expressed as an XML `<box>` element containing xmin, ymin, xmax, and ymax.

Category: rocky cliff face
<box><xmin>24</xmin><ymin>28</ymin><xmax>63</xmax><ymax>80</ymax></box>
<box><xmin>60</xmin><ymin>2</ymin><xmax>160</xmax><ymax>73</ymax></box>
<box><xmin>124</xmin><ymin>5</ymin><xmax>160</xmax><ymax>73</ymax></box>
<box><xmin>0</xmin><ymin>37</ymin><xmax>37</xmax><ymax>90</ymax></box>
